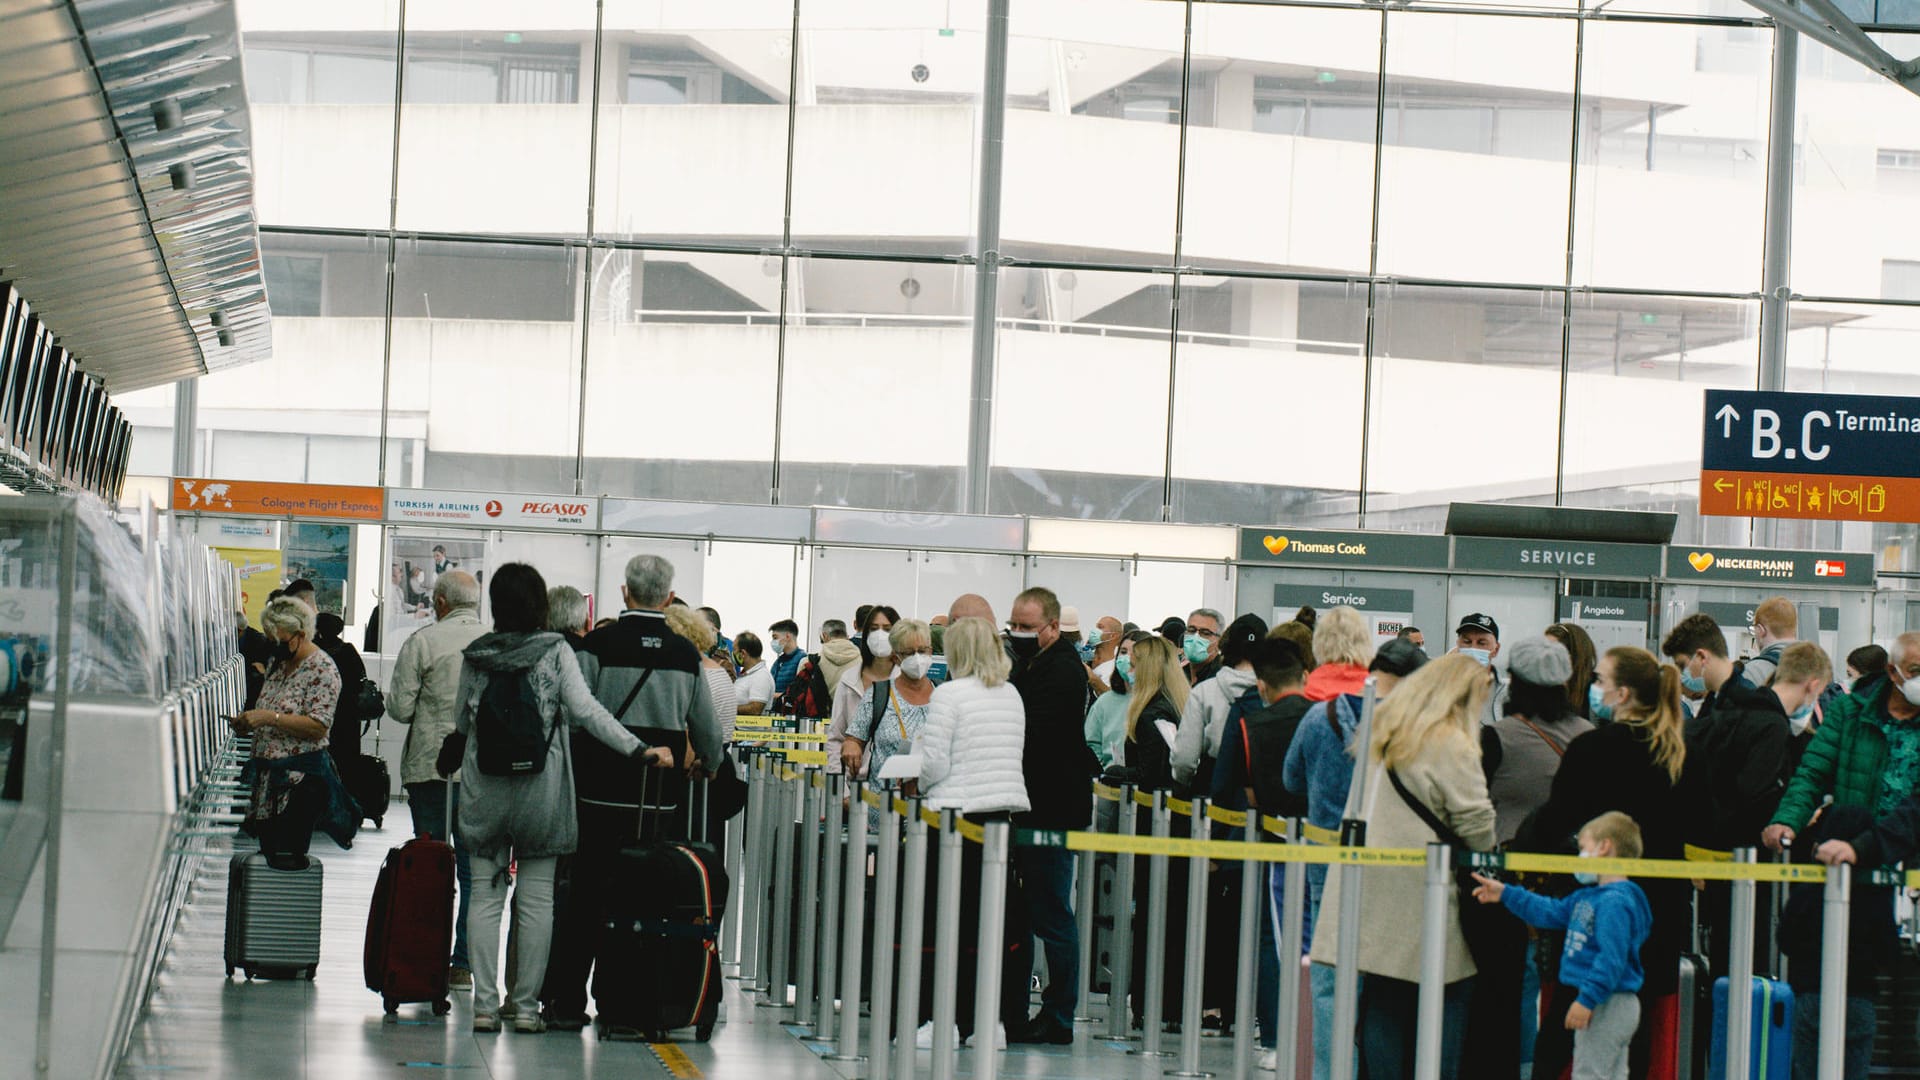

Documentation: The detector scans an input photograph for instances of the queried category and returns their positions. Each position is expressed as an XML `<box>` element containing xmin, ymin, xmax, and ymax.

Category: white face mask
<box><xmin>1900</xmin><ymin>673</ymin><xmax>1920</xmax><ymax>708</ymax></box>
<box><xmin>899</xmin><ymin>653</ymin><xmax>934</xmax><ymax>681</ymax></box>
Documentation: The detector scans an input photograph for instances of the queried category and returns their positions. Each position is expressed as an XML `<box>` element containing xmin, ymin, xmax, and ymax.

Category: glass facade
<box><xmin>164</xmin><ymin>1</ymin><xmax>1920</xmax><ymax>546</ymax></box>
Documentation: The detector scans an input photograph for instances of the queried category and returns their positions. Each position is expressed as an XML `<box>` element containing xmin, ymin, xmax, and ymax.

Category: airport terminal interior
<box><xmin>14</xmin><ymin>0</ymin><xmax>1920</xmax><ymax>1077</ymax></box>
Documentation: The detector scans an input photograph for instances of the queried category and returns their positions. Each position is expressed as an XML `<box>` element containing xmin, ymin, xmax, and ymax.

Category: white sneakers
<box><xmin>1257</xmin><ymin>1048</ymin><xmax>1278</xmax><ymax>1072</ymax></box>
<box><xmin>912</xmin><ymin>1022</ymin><xmax>1006</xmax><ymax>1050</ymax></box>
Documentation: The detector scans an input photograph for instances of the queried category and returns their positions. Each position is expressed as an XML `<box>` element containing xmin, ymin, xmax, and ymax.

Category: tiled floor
<box><xmin>115</xmin><ymin>821</ymin><xmax>1261</xmax><ymax>1080</ymax></box>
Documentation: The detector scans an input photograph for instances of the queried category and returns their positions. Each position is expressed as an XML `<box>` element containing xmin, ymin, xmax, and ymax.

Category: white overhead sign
<box><xmin>386</xmin><ymin>488</ymin><xmax>599</xmax><ymax>532</ymax></box>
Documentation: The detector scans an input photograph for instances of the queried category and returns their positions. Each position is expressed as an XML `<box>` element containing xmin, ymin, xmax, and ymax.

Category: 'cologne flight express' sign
<box><xmin>1700</xmin><ymin>389</ymin><xmax>1920</xmax><ymax>524</ymax></box>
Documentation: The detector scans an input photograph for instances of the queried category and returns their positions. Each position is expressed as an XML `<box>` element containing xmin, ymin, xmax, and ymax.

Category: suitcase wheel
<box><xmin>695</xmin><ymin>1021</ymin><xmax>714</xmax><ymax>1043</ymax></box>
<box><xmin>432</xmin><ymin>999</ymin><xmax>451</xmax><ymax>1017</ymax></box>
<box><xmin>303</xmin><ymin>966</ymin><xmax>317</xmax><ymax>981</ymax></box>
<box><xmin>383</xmin><ymin>997</ymin><xmax>397</xmax><ymax>1016</ymax></box>
<box><xmin>372</xmin><ymin>815</ymin><xmax>383</xmax><ymax>828</ymax></box>
<box><xmin>243</xmin><ymin>968</ymin><xmax>256</xmax><ymax>981</ymax></box>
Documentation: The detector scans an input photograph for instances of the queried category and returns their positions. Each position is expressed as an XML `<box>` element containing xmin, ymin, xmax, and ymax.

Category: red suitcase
<box><xmin>363</xmin><ymin>790</ymin><xmax>457</xmax><ymax>1016</ymax></box>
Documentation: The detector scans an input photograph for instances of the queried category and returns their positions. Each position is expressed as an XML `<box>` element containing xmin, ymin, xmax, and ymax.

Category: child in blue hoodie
<box><xmin>1473</xmin><ymin>811</ymin><xmax>1653</xmax><ymax>1080</ymax></box>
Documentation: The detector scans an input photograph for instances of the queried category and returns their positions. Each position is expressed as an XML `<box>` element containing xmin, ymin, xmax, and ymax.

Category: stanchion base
<box><xmin>799</xmin><ymin>1034</ymin><xmax>834</xmax><ymax>1045</ymax></box>
<box><xmin>823</xmin><ymin>1054</ymin><xmax>868</xmax><ymax>1063</ymax></box>
<box><xmin>1164</xmin><ymin>1071</ymin><xmax>1215</xmax><ymax>1078</ymax></box>
<box><xmin>1127</xmin><ymin>1049</ymin><xmax>1174</xmax><ymax>1058</ymax></box>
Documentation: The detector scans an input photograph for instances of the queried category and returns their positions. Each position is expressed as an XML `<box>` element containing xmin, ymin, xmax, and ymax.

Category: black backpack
<box><xmin>776</xmin><ymin>654</ymin><xmax>833</xmax><ymax>720</ymax></box>
<box><xmin>474</xmin><ymin>668</ymin><xmax>556</xmax><ymax>776</ymax></box>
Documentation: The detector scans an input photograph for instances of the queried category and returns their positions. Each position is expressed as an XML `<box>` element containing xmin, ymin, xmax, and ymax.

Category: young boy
<box><xmin>1473</xmin><ymin>811</ymin><xmax>1653</xmax><ymax>1080</ymax></box>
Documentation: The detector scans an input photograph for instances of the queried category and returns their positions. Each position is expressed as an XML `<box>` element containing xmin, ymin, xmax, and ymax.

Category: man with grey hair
<box><xmin>546</xmin><ymin>585</ymin><xmax>591</xmax><ymax>648</ymax></box>
<box><xmin>387</xmin><ymin>569</ymin><xmax>486</xmax><ymax>991</ymax></box>
<box><xmin>1185</xmin><ymin>607</ymin><xmax>1227</xmax><ymax>686</ymax></box>
<box><xmin>544</xmin><ymin>553</ymin><xmax>719</xmax><ymax>1030</ymax></box>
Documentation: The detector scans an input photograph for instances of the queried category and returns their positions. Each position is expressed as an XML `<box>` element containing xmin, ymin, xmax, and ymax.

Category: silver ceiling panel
<box><xmin>0</xmin><ymin>0</ymin><xmax>270</xmax><ymax>395</ymax></box>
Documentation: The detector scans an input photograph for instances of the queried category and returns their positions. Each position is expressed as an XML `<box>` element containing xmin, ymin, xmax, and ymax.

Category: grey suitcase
<box><xmin>225</xmin><ymin>852</ymin><xmax>323</xmax><ymax>980</ymax></box>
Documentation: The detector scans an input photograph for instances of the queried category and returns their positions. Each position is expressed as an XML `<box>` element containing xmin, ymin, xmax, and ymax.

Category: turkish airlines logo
<box><xmin>485</xmin><ymin>500</ymin><xmax>503</xmax><ymax>517</ymax></box>
<box><xmin>523</xmin><ymin>502</ymin><xmax>590</xmax><ymax>517</ymax></box>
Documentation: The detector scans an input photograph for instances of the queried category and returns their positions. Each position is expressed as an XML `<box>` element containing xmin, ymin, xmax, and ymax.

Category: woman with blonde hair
<box><xmin>914</xmin><ymin>616</ymin><xmax>1028</xmax><ymax>1049</ymax></box>
<box><xmin>665</xmin><ymin>604</ymin><xmax>738</xmax><ymax>746</ymax></box>
<box><xmin>1310</xmin><ymin>653</ymin><xmax>1497</xmax><ymax>1080</ymax></box>
<box><xmin>1304</xmin><ymin>605</ymin><xmax>1372</xmax><ymax>701</ymax></box>
<box><xmin>1517</xmin><ymin>646</ymin><xmax>1689</xmax><ymax>1079</ymax></box>
<box><xmin>1122</xmin><ymin>634</ymin><xmax>1194</xmax><ymax>1032</ymax></box>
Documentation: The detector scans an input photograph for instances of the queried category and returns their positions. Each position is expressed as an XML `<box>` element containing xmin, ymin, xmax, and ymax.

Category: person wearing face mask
<box><xmin>1516</xmin><ymin>647</ymin><xmax>1689</xmax><ymax>1080</ymax></box>
<box><xmin>1171</xmin><ymin>613</ymin><xmax>1267</xmax><ymax>796</ymax></box>
<box><xmin>234</xmin><ymin>596</ymin><xmax>356</xmax><ymax>870</ymax></box>
<box><xmin>1740</xmin><ymin>596</ymin><xmax>1799</xmax><ymax>687</ymax></box>
<box><xmin>1765</xmin><ymin>630</ymin><xmax>1920</xmax><ymax>858</ymax></box>
<box><xmin>768</xmin><ymin>619</ymin><xmax>804</xmax><ymax>695</ymax></box>
<box><xmin>732</xmin><ymin>632</ymin><xmax>775</xmax><ymax>717</ymax></box>
<box><xmin>1006</xmin><ymin>586</ymin><xmax>1096</xmax><ymax>1045</ymax></box>
<box><xmin>1085</xmin><ymin>631</ymin><xmax>1150</xmax><ymax>770</ymax></box>
<box><xmin>841</xmin><ymin>619</ymin><xmax>937</xmax><ymax>807</ymax></box>
<box><xmin>1087</xmin><ymin>615</ymin><xmax>1125</xmax><ymax>693</ymax></box>
<box><xmin>1661</xmin><ymin>614</ymin><xmax>1793</xmax><ymax>852</ymax></box>
<box><xmin>828</xmin><ymin>631</ymin><xmax>896</xmax><ymax>780</ymax></box>
<box><xmin>1452</xmin><ymin>613</ymin><xmax>1509</xmax><ymax>726</ymax></box>
<box><xmin>1183</xmin><ymin>608</ymin><xmax>1227</xmax><ymax>686</ymax></box>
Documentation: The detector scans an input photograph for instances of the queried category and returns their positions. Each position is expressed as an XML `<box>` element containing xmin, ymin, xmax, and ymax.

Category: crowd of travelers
<box><xmin>231</xmin><ymin>562</ymin><xmax>1920</xmax><ymax>1078</ymax></box>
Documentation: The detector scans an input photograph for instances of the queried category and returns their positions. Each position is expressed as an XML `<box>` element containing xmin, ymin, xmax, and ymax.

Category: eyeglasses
<box><xmin>1186</xmin><ymin>626</ymin><xmax>1218</xmax><ymax>638</ymax></box>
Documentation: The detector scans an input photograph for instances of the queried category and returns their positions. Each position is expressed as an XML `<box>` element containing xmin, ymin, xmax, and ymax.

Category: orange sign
<box><xmin>171</xmin><ymin>477</ymin><xmax>384</xmax><ymax>521</ymax></box>
<box><xmin>1699</xmin><ymin>469</ymin><xmax>1913</xmax><ymax>523</ymax></box>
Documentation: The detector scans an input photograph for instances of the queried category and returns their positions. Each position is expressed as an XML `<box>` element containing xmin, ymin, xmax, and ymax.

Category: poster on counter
<box><xmin>383</xmin><ymin>536</ymin><xmax>486</xmax><ymax>655</ymax></box>
<box><xmin>215</xmin><ymin>546</ymin><xmax>284</xmax><ymax>630</ymax></box>
<box><xmin>284</xmin><ymin>523</ymin><xmax>352</xmax><ymax>619</ymax></box>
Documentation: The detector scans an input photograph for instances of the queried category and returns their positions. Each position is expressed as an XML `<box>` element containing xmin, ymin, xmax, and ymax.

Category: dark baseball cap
<box><xmin>1371</xmin><ymin>638</ymin><xmax>1429</xmax><ymax>678</ymax></box>
<box><xmin>1221</xmin><ymin>613</ymin><xmax>1269</xmax><ymax>665</ymax></box>
<box><xmin>1455</xmin><ymin>613</ymin><xmax>1500</xmax><ymax>640</ymax></box>
<box><xmin>1158</xmin><ymin>617</ymin><xmax>1187</xmax><ymax>642</ymax></box>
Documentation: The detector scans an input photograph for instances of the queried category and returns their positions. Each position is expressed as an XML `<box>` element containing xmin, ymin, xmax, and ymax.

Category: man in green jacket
<box><xmin>1764</xmin><ymin>631</ymin><xmax>1920</xmax><ymax>852</ymax></box>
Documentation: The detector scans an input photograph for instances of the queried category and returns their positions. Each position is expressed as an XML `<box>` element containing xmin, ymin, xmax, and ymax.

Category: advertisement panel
<box><xmin>386</xmin><ymin>488</ymin><xmax>599</xmax><ymax>531</ymax></box>
<box><xmin>172</xmin><ymin>478</ymin><xmax>383</xmax><ymax>520</ymax></box>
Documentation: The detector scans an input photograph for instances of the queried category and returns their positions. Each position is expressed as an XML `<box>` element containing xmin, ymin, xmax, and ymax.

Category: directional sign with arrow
<box><xmin>1700</xmin><ymin>389</ymin><xmax>1920</xmax><ymax>524</ymax></box>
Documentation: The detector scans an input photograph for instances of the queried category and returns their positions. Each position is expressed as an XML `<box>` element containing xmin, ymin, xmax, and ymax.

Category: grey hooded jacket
<box><xmin>452</xmin><ymin>631</ymin><xmax>642</xmax><ymax>861</ymax></box>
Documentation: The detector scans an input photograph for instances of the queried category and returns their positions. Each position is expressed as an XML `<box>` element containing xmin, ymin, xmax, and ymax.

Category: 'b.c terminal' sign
<box><xmin>1700</xmin><ymin>389</ymin><xmax>1920</xmax><ymax>524</ymax></box>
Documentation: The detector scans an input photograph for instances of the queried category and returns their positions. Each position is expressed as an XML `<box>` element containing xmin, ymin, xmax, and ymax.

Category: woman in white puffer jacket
<box><xmin>909</xmin><ymin>615</ymin><xmax>1028</xmax><ymax>1050</ymax></box>
<box><xmin>919</xmin><ymin>616</ymin><xmax>1029</xmax><ymax>815</ymax></box>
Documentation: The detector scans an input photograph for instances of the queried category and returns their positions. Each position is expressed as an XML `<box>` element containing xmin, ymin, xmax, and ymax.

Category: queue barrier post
<box><xmin>766</xmin><ymin>761</ymin><xmax>800</xmax><ymax>1007</ymax></box>
<box><xmin>1108</xmin><ymin>784</ymin><xmax>1139</xmax><ymax>1041</ymax></box>
<box><xmin>810</xmin><ymin>772</ymin><xmax>846</xmax><ymax>1042</ymax></box>
<box><xmin>1074</xmin><ymin>830</ymin><xmax>1098</xmax><ymax>1023</ymax></box>
<box><xmin>894</xmin><ymin>799</ymin><xmax>930</xmax><ymax>1080</ymax></box>
<box><xmin>868</xmin><ymin>789</ymin><xmax>902</xmax><ymax>1080</ymax></box>
<box><xmin>930</xmin><ymin>810</ymin><xmax>964</xmax><ymax>1080</ymax></box>
<box><xmin>723</xmin><ymin>755</ymin><xmax>747</xmax><ymax>969</ymax></box>
<box><xmin>754</xmin><ymin>756</ymin><xmax>781</xmax><ymax>997</ymax></box>
<box><xmin>1275</xmin><ymin>818</ymin><xmax>1308</xmax><ymax>1080</ymax></box>
<box><xmin>1169</xmin><ymin>797</ymin><xmax>1213</xmax><ymax>1078</ymax></box>
<box><xmin>1727</xmin><ymin>847</ymin><xmax>1758</xmax><ymax>1080</ymax></box>
<box><xmin>1229</xmin><ymin>811</ymin><xmax>1264</xmax><ymax>1080</ymax></box>
<box><xmin>736</xmin><ymin>749</ymin><xmax>763</xmax><ymax>980</ymax></box>
<box><xmin>972</xmin><ymin>819</ymin><xmax>1013</xmax><ymax>1080</ymax></box>
<box><xmin>1817</xmin><ymin>862</ymin><xmax>1851</xmax><ymax>1080</ymax></box>
<box><xmin>1412</xmin><ymin>842</ymin><xmax>1451</xmax><ymax>1080</ymax></box>
<box><xmin>794</xmin><ymin>766</ymin><xmax>823</xmax><ymax>1025</ymax></box>
<box><xmin>1329</xmin><ymin>680</ymin><xmax>1377</xmax><ymax>1080</ymax></box>
<box><xmin>1130</xmin><ymin>791</ymin><xmax>1174</xmax><ymax>1059</ymax></box>
<box><xmin>826</xmin><ymin>781</ymin><xmax>871</xmax><ymax>1064</ymax></box>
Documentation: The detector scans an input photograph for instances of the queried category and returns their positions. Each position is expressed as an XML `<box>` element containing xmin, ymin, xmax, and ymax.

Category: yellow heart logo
<box><xmin>1263</xmin><ymin>535</ymin><xmax>1290</xmax><ymax>555</ymax></box>
<box><xmin>1688</xmin><ymin>551</ymin><xmax>1715</xmax><ymax>573</ymax></box>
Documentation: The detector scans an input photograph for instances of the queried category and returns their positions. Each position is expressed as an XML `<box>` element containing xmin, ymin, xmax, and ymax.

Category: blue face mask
<box><xmin>1184</xmin><ymin>635</ymin><xmax>1211</xmax><ymax>665</ymax></box>
<box><xmin>1115</xmin><ymin>654</ymin><xmax>1132</xmax><ymax>679</ymax></box>
<box><xmin>1679</xmin><ymin>669</ymin><xmax>1707</xmax><ymax>695</ymax></box>
<box><xmin>1588</xmin><ymin>682</ymin><xmax>1614</xmax><ymax>722</ymax></box>
<box><xmin>1459</xmin><ymin>647</ymin><xmax>1491</xmax><ymax>668</ymax></box>
<box><xmin>1076</xmin><ymin>641</ymin><xmax>1095</xmax><ymax>663</ymax></box>
<box><xmin>1573</xmin><ymin>848</ymin><xmax>1599</xmax><ymax>886</ymax></box>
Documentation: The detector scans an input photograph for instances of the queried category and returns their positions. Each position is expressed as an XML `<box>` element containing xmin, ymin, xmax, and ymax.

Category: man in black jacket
<box><xmin>1007</xmin><ymin>586</ymin><xmax>1093</xmax><ymax>1045</ymax></box>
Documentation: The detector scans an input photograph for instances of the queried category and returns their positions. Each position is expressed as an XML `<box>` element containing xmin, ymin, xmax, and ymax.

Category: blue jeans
<box><xmin>406</xmin><ymin>781</ymin><xmax>471</xmax><ymax>970</ymax></box>
<box><xmin>1358</xmin><ymin>975</ymin><xmax>1472</xmax><ymax>1080</ymax></box>
<box><xmin>1015</xmin><ymin>846</ymin><xmax>1079</xmax><ymax>1028</ymax></box>
<box><xmin>1790</xmin><ymin>993</ymin><xmax>1875</xmax><ymax>1080</ymax></box>
<box><xmin>1256</xmin><ymin>867</ymin><xmax>1279</xmax><ymax>1049</ymax></box>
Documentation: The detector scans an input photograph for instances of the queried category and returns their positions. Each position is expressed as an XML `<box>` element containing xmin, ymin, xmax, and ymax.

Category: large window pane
<box><xmin>1573</xmin><ymin>24</ymin><xmax>1770</xmax><ymax>292</ymax></box>
<box><xmin>196</xmin><ymin>233</ymin><xmax>389</xmax><ymax>484</ymax></box>
<box><xmin>1364</xmin><ymin>284</ymin><xmax>1564</xmax><ymax>528</ymax></box>
<box><xmin>1181</xmin><ymin>6</ymin><xmax>1380</xmax><ymax>275</ymax></box>
<box><xmin>1793</xmin><ymin>32</ymin><xmax>1920</xmax><ymax>300</ymax></box>
<box><xmin>582</xmin><ymin>250</ymin><xmax>778</xmax><ymax>503</ymax></box>
<box><xmin>387</xmin><ymin>238</ymin><xmax>584</xmax><ymax>492</ymax></box>
<box><xmin>1562</xmin><ymin>293</ymin><xmax>1759</xmax><ymax>545</ymax></box>
<box><xmin>394</xmin><ymin>3</ymin><xmax>595</xmax><ymax>235</ymax></box>
<box><xmin>790</xmin><ymin>0</ymin><xmax>984</xmax><ymax>255</ymax></box>
<box><xmin>114</xmin><ymin>383</ymin><xmax>176</xmax><ymax>481</ymax></box>
<box><xmin>1375</xmin><ymin>14</ymin><xmax>1575</xmax><ymax>285</ymax></box>
<box><xmin>595</xmin><ymin>0</ymin><xmax>793</xmax><ymax>247</ymax></box>
<box><xmin>1169</xmin><ymin>278</ymin><xmax>1366</xmax><ymax>525</ymax></box>
<box><xmin>240</xmin><ymin>3</ymin><xmax>401</xmax><ymax>229</ymax></box>
<box><xmin>1002</xmin><ymin>0</ymin><xmax>1186</xmax><ymax>265</ymax></box>
<box><xmin>780</xmin><ymin>257</ymin><xmax>971</xmax><ymax>511</ymax></box>
<box><xmin>991</xmin><ymin>268</ymin><xmax>1170</xmax><ymax>520</ymax></box>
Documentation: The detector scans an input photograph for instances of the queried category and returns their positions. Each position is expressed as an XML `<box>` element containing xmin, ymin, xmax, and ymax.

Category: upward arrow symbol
<box><xmin>1715</xmin><ymin>403</ymin><xmax>1741</xmax><ymax>439</ymax></box>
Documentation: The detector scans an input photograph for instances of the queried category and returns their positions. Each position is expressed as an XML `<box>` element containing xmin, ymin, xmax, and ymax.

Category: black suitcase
<box><xmin>594</xmin><ymin>774</ymin><xmax>730</xmax><ymax>1043</ymax></box>
<box><xmin>340</xmin><ymin>752</ymin><xmax>391</xmax><ymax>827</ymax></box>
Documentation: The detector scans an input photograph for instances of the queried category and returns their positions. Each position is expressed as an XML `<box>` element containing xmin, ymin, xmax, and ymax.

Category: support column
<box><xmin>962</xmin><ymin>0</ymin><xmax>1011</xmax><ymax>516</ymax></box>
<box><xmin>171</xmin><ymin>377</ymin><xmax>197</xmax><ymax>478</ymax></box>
<box><xmin>1757</xmin><ymin>16</ymin><xmax>1800</xmax><ymax>545</ymax></box>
